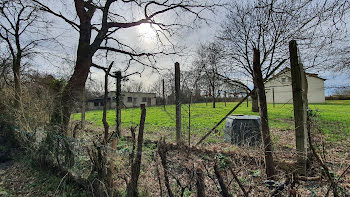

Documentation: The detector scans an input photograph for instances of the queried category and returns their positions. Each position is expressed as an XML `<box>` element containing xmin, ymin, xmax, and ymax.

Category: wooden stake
<box><xmin>162</xmin><ymin>79</ymin><xmax>165</xmax><ymax>110</ymax></box>
<box><xmin>224</xmin><ymin>91</ymin><xmax>227</xmax><ymax>107</ymax></box>
<box><xmin>126</xmin><ymin>104</ymin><xmax>146</xmax><ymax>197</ymax></box>
<box><xmin>272</xmin><ymin>88</ymin><xmax>275</xmax><ymax>108</ymax></box>
<box><xmin>113</xmin><ymin>71</ymin><xmax>122</xmax><ymax>149</ymax></box>
<box><xmin>188</xmin><ymin>93</ymin><xmax>191</xmax><ymax>146</ymax></box>
<box><xmin>175</xmin><ymin>62</ymin><xmax>181</xmax><ymax>144</ymax></box>
<box><xmin>289</xmin><ymin>40</ymin><xmax>308</xmax><ymax>175</ymax></box>
<box><xmin>253</xmin><ymin>48</ymin><xmax>275</xmax><ymax>180</ymax></box>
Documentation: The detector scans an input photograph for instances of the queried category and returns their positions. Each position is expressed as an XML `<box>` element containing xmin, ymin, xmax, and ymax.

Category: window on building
<box><xmin>127</xmin><ymin>97</ymin><xmax>132</xmax><ymax>102</ymax></box>
<box><xmin>142</xmin><ymin>97</ymin><xmax>147</xmax><ymax>102</ymax></box>
<box><xmin>94</xmin><ymin>102</ymin><xmax>98</xmax><ymax>106</ymax></box>
<box><xmin>281</xmin><ymin>77</ymin><xmax>286</xmax><ymax>83</ymax></box>
<box><xmin>100</xmin><ymin>102</ymin><xmax>104</xmax><ymax>106</ymax></box>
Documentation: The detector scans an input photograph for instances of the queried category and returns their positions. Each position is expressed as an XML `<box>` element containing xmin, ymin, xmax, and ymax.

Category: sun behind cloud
<box><xmin>137</xmin><ymin>23</ymin><xmax>158</xmax><ymax>42</ymax></box>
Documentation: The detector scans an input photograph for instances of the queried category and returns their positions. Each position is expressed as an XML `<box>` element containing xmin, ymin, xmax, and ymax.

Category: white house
<box><xmin>87</xmin><ymin>91</ymin><xmax>156</xmax><ymax>110</ymax></box>
<box><xmin>264</xmin><ymin>68</ymin><xmax>325</xmax><ymax>104</ymax></box>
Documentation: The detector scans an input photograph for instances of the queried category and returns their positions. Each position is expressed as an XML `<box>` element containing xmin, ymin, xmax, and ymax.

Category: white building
<box><xmin>87</xmin><ymin>91</ymin><xmax>156</xmax><ymax>110</ymax></box>
<box><xmin>264</xmin><ymin>68</ymin><xmax>325</xmax><ymax>104</ymax></box>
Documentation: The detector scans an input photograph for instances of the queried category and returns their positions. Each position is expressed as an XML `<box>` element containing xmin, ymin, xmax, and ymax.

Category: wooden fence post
<box><xmin>253</xmin><ymin>48</ymin><xmax>275</xmax><ymax>180</ymax></box>
<box><xmin>162</xmin><ymin>79</ymin><xmax>165</xmax><ymax>110</ymax></box>
<box><xmin>188</xmin><ymin>93</ymin><xmax>192</xmax><ymax>146</ymax></box>
<box><xmin>289</xmin><ymin>40</ymin><xmax>308</xmax><ymax>175</ymax></box>
<box><xmin>113</xmin><ymin>71</ymin><xmax>122</xmax><ymax>149</ymax></box>
<box><xmin>246</xmin><ymin>91</ymin><xmax>249</xmax><ymax>107</ymax></box>
<box><xmin>272</xmin><ymin>88</ymin><xmax>275</xmax><ymax>108</ymax></box>
<box><xmin>196</xmin><ymin>166</ymin><xmax>206</xmax><ymax>197</ymax></box>
<box><xmin>224</xmin><ymin>91</ymin><xmax>227</xmax><ymax>107</ymax></box>
<box><xmin>175</xmin><ymin>62</ymin><xmax>181</xmax><ymax>145</ymax></box>
<box><xmin>126</xmin><ymin>104</ymin><xmax>146</xmax><ymax>197</ymax></box>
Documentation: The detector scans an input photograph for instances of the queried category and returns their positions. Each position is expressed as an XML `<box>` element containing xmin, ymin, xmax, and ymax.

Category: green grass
<box><xmin>72</xmin><ymin>100</ymin><xmax>350</xmax><ymax>142</ymax></box>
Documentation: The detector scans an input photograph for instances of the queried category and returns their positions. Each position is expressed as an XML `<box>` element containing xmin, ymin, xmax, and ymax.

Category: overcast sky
<box><xmin>26</xmin><ymin>0</ymin><xmax>350</xmax><ymax>96</ymax></box>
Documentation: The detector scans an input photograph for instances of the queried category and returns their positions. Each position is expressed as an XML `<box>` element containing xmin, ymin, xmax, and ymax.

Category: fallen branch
<box><xmin>296</xmin><ymin>175</ymin><xmax>321</xmax><ymax>181</ymax></box>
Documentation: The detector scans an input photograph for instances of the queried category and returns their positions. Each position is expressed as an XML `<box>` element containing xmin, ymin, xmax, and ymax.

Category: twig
<box><xmin>153</xmin><ymin>153</ymin><xmax>164</xmax><ymax>197</ymax></box>
<box><xmin>54</xmin><ymin>172</ymin><xmax>69</xmax><ymax>195</ymax></box>
<box><xmin>158</xmin><ymin>138</ymin><xmax>174</xmax><ymax>197</ymax></box>
<box><xmin>308</xmin><ymin>118</ymin><xmax>338</xmax><ymax>197</ymax></box>
<box><xmin>326</xmin><ymin>164</ymin><xmax>350</xmax><ymax>196</ymax></box>
<box><xmin>228</xmin><ymin>166</ymin><xmax>248</xmax><ymax>197</ymax></box>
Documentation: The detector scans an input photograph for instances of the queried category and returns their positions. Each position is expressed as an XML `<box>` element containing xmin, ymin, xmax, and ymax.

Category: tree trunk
<box><xmin>51</xmin><ymin>24</ymin><xmax>92</xmax><ymax>134</ymax></box>
<box><xmin>251</xmin><ymin>86</ymin><xmax>259</xmax><ymax>112</ymax></box>
<box><xmin>81</xmin><ymin>88</ymin><xmax>86</xmax><ymax>128</ymax></box>
<box><xmin>253</xmin><ymin>48</ymin><xmax>275</xmax><ymax>180</ymax></box>
<box><xmin>12</xmin><ymin>57</ymin><xmax>21</xmax><ymax>109</ymax></box>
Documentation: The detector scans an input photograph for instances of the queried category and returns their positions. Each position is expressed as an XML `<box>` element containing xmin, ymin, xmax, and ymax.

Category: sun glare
<box><xmin>138</xmin><ymin>23</ymin><xmax>157</xmax><ymax>41</ymax></box>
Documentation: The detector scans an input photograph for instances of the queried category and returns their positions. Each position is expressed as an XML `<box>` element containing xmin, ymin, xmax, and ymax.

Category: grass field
<box><xmin>72</xmin><ymin>100</ymin><xmax>350</xmax><ymax>142</ymax></box>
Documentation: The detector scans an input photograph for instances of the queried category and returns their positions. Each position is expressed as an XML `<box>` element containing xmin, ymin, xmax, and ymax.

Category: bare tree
<box><xmin>0</xmin><ymin>0</ymin><xmax>51</xmax><ymax>109</ymax></box>
<box><xmin>123</xmin><ymin>81</ymin><xmax>144</xmax><ymax>93</ymax></box>
<box><xmin>32</xmin><ymin>0</ymin><xmax>220</xmax><ymax>133</ymax></box>
<box><xmin>218</xmin><ymin>0</ymin><xmax>349</xmax><ymax>112</ymax></box>
<box><xmin>192</xmin><ymin>42</ymin><xmax>226</xmax><ymax>108</ymax></box>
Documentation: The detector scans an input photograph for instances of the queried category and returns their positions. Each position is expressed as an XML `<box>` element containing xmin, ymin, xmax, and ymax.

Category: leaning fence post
<box><xmin>289</xmin><ymin>40</ymin><xmax>308</xmax><ymax>175</ymax></box>
<box><xmin>175</xmin><ymin>62</ymin><xmax>181</xmax><ymax>145</ymax></box>
<box><xmin>253</xmin><ymin>48</ymin><xmax>275</xmax><ymax>180</ymax></box>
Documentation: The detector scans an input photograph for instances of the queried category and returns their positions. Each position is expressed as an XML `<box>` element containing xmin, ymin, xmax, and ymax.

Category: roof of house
<box><xmin>265</xmin><ymin>67</ymin><xmax>326</xmax><ymax>83</ymax></box>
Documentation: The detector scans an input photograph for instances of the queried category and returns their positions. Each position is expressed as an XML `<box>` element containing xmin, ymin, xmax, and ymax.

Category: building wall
<box><xmin>87</xmin><ymin>99</ymin><xmax>112</xmax><ymax>111</ymax></box>
<box><xmin>118</xmin><ymin>92</ymin><xmax>157</xmax><ymax>108</ymax></box>
<box><xmin>306</xmin><ymin>76</ymin><xmax>325</xmax><ymax>103</ymax></box>
<box><xmin>87</xmin><ymin>92</ymin><xmax>157</xmax><ymax>111</ymax></box>
<box><xmin>265</xmin><ymin>71</ymin><xmax>325</xmax><ymax>104</ymax></box>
